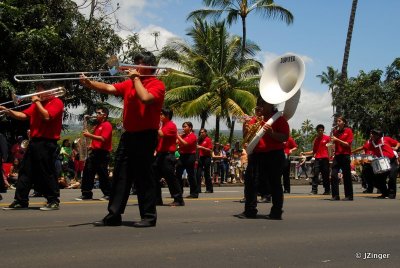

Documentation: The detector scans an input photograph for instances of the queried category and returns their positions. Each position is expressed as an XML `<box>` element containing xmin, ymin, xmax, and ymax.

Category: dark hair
<box><xmin>182</xmin><ymin>121</ymin><xmax>193</xmax><ymax>129</ymax></box>
<box><xmin>134</xmin><ymin>51</ymin><xmax>157</xmax><ymax>74</ymax></box>
<box><xmin>161</xmin><ymin>107</ymin><xmax>173</xmax><ymax>119</ymax></box>
<box><xmin>336</xmin><ymin>115</ymin><xmax>348</xmax><ymax>126</ymax></box>
<box><xmin>62</xmin><ymin>139</ymin><xmax>70</xmax><ymax>147</ymax></box>
<box><xmin>371</xmin><ymin>128</ymin><xmax>383</xmax><ymax>137</ymax></box>
<box><xmin>316</xmin><ymin>124</ymin><xmax>325</xmax><ymax>131</ymax></box>
<box><xmin>97</xmin><ymin>106</ymin><xmax>109</xmax><ymax>118</ymax></box>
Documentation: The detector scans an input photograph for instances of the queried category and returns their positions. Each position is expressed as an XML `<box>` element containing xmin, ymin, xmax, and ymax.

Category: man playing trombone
<box><xmin>80</xmin><ymin>51</ymin><xmax>165</xmax><ymax>227</ymax></box>
<box><xmin>1</xmin><ymin>83</ymin><xmax>64</xmax><ymax>211</ymax></box>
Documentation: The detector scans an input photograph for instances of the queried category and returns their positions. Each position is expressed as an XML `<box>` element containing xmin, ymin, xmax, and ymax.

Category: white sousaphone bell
<box><xmin>246</xmin><ymin>53</ymin><xmax>305</xmax><ymax>155</ymax></box>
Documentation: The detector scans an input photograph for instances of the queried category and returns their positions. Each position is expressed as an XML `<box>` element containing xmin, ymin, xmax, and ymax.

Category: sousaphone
<box><xmin>246</xmin><ymin>53</ymin><xmax>305</xmax><ymax>154</ymax></box>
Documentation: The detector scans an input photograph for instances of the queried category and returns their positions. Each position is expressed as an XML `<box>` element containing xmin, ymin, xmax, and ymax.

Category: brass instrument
<box><xmin>74</xmin><ymin>115</ymin><xmax>96</xmax><ymax>161</ymax></box>
<box><xmin>242</xmin><ymin>115</ymin><xmax>264</xmax><ymax>146</ymax></box>
<box><xmin>14</xmin><ymin>56</ymin><xmax>172</xmax><ymax>83</ymax></box>
<box><xmin>246</xmin><ymin>53</ymin><xmax>305</xmax><ymax>155</ymax></box>
<box><xmin>20</xmin><ymin>139</ymin><xmax>29</xmax><ymax>149</ymax></box>
<box><xmin>0</xmin><ymin>87</ymin><xmax>65</xmax><ymax>116</ymax></box>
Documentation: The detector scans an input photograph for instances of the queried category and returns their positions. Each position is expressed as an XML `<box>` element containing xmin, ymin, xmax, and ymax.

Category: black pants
<box><xmin>312</xmin><ymin>158</ymin><xmax>330</xmax><ymax>193</ymax></box>
<box><xmin>0</xmin><ymin>157</ymin><xmax>5</xmax><ymax>192</ymax></box>
<box><xmin>373</xmin><ymin>157</ymin><xmax>398</xmax><ymax>197</ymax></box>
<box><xmin>282</xmin><ymin>158</ymin><xmax>291</xmax><ymax>192</ymax></box>
<box><xmin>15</xmin><ymin>138</ymin><xmax>59</xmax><ymax>204</ymax></box>
<box><xmin>196</xmin><ymin>156</ymin><xmax>212</xmax><ymax>192</ymax></box>
<box><xmin>81</xmin><ymin>150</ymin><xmax>111</xmax><ymax>197</ymax></box>
<box><xmin>153</xmin><ymin>152</ymin><xmax>183</xmax><ymax>203</ymax></box>
<box><xmin>176</xmin><ymin>153</ymin><xmax>198</xmax><ymax>197</ymax></box>
<box><xmin>244</xmin><ymin>150</ymin><xmax>285</xmax><ymax>216</ymax></box>
<box><xmin>107</xmin><ymin>130</ymin><xmax>158</xmax><ymax>222</ymax></box>
<box><xmin>361</xmin><ymin>163</ymin><xmax>374</xmax><ymax>192</ymax></box>
<box><xmin>331</xmin><ymin>154</ymin><xmax>353</xmax><ymax>198</ymax></box>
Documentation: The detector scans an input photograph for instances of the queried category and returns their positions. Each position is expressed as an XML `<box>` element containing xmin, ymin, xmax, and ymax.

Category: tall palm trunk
<box><xmin>338</xmin><ymin>0</ymin><xmax>358</xmax><ymax>114</ymax></box>
<box><xmin>215</xmin><ymin>115</ymin><xmax>221</xmax><ymax>142</ymax></box>
<box><xmin>241</xmin><ymin>15</ymin><xmax>247</xmax><ymax>57</ymax></box>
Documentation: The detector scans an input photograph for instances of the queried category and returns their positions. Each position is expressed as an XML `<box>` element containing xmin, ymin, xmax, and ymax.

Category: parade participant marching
<box><xmin>75</xmin><ymin>106</ymin><xmax>112</xmax><ymax>201</ymax></box>
<box><xmin>80</xmin><ymin>51</ymin><xmax>165</xmax><ymax>227</ymax></box>
<box><xmin>196</xmin><ymin>128</ymin><xmax>213</xmax><ymax>193</ymax></box>
<box><xmin>176</xmin><ymin>121</ymin><xmax>198</xmax><ymax>198</ymax></box>
<box><xmin>1</xmin><ymin>83</ymin><xmax>64</xmax><ymax>210</ymax></box>
<box><xmin>236</xmin><ymin>98</ymin><xmax>289</xmax><ymax>220</ymax></box>
<box><xmin>282</xmin><ymin>135</ymin><xmax>297</xmax><ymax>193</ymax></box>
<box><xmin>303</xmin><ymin>124</ymin><xmax>331</xmax><ymax>195</ymax></box>
<box><xmin>330</xmin><ymin>116</ymin><xmax>354</xmax><ymax>201</ymax></box>
<box><xmin>363</xmin><ymin>129</ymin><xmax>399</xmax><ymax>199</ymax></box>
<box><xmin>153</xmin><ymin>107</ymin><xmax>184</xmax><ymax>206</ymax></box>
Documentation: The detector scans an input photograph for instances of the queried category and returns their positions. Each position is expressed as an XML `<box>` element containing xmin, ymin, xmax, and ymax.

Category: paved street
<box><xmin>1</xmin><ymin>184</ymin><xmax>399</xmax><ymax>268</ymax></box>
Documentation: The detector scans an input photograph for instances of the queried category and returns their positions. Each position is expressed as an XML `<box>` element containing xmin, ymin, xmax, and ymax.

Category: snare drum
<box><xmin>371</xmin><ymin>157</ymin><xmax>391</xmax><ymax>174</ymax></box>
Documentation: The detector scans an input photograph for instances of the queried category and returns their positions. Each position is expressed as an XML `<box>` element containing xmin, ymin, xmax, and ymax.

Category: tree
<box><xmin>338</xmin><ymin>0</ymin><xmax>358</xmax><ymax>114</ymax></box>
<box><xmin>0</xmin><ymin>0</ymin><xmax>123</xmax><ymax>137</ymax></box>
<box><xmin>301</xmin><ymin>119</ymin><xmax>314</xmax><ymax>150</ymax></box>
<box><xmin>187</xmin><ymin>0</ymin><xmax>293</xmax><ymax>56</ymax></box>
<box><xmin>160</xmin><ymin>19</ymin><xmax>262</xmax><ymax>142</ymax></box>
<box><xmin>316</xmin><ymin>66</ymin><xmax>340</xmax><ymax>115</ymax></box>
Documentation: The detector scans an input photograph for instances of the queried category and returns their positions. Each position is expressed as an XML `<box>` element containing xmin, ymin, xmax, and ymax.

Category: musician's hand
<box><xmin>82</xmin><ymin>130</ymin><xmax>90</xmax><ymax>137</ymax></box>
<box><xmin>31</xmin><ymin>95</ymin><xmax>41</xmax><ymax>103</ymax></box>
<box><xmin>263</xmin><ymin>124</ymin><xmax>273</xmax><ymax>135</ymax></box>
<box><xmin>127</xmin><ymin>69</ymin><xmax>141</xmax><ymax>79</ymax></box>
<box><xmin>79</xmin><ymin>74</ymin><xmax>91</xmax><ymax>87</ymax></box>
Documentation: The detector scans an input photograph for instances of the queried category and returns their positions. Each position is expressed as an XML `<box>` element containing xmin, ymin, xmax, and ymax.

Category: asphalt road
<box><xmin>1</xmin><ymin>184</ymin><xmax>399</xmax><ymax>268</ymax></box>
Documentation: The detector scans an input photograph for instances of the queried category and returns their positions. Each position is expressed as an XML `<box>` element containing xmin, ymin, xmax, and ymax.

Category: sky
<box><xmin>74</xmin><ymin>0</ymin><xmax>400</xmax><ymax>131</ymax></box>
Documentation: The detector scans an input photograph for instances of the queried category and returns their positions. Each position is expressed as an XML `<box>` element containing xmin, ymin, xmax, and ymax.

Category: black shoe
<box><xmin>234</xmin><ymin>212</ymin><xmax>257</xmax><ymax>219</ymax></box>
<box><xmin>93</xmin><ymin>214</ymin><xmax>122</xmax><ymax>226</ymax></box>
<box><xmin>168</xmin><ymin>201</ymin><xmax>185</xmax><ymax>207</ymax></box>
<box><xmin>329</xmin><ymin>196</ymin><xmax>340</xmax><ymax>201</ymax></box>
<box><xmin>133</xmin><ymin>220</ymin><xmax>156</xmax><ymax>228</ymax></box>
<box><xmin>185</xmin><ymin>195</ymin><xmax>198</xmax><ymax>199</ymax></box>
<box><xmin>156</xmin><ymin>200</ymin><xmax>164</xmax><ymax>206</ymax></box>
<box><xmin>29</xmin><ymin>192</ymin><xmax>43</xmax><ymax>197</ymax></box>
<box><xmin>265</xmin><ymin>214</ymin><xmax>282</xmax><ymax>220</ymax></box>
<box><xmin>309</xmin><ymin>192</ymin><xmax>317</xmax><ymax>195</ymax></box>
<box><xmin>258</xmin><ymin>196</ymin><xmax>271</xmax><ymax>203</ymax></box>
<box><xmin>283</xmin><ymin>190</ymin><xmax>290</xmax><ymax>194</ymax></box>
<box><xmin>322</xmin><ymin>191</ymin><xmax>331</xmax><ymax>195</ymax></box>
<box><xmin>0</xmin><ymin>194</ymin><xmax>2</xmax><ymax>201</ymax></box>
<box><xmin>363</xmin><ymin>190</ymin><xmax>373</xmax><ymax>193</ymax></box>
<box><xmin>204</xmin><ymin>190</ymin><xmax>213</xmax><ymax>193</ymax></box>
<box><xmin>75</xmin><ymin>195</ymin><xmax>93</xmax><ymax>201</ymax></box>
<box><xmin>239</xmin><ymin>198</ymin><xmax>246</xmax><ymax>203</ymax></box>
<box><xmin>388</xmin><ymin>194</ymin><xmax>396</xmax><ymax>199</ymax></box>
<box><xmin>342</xmin><ymin>197</ymin><xmax>353</xmax><ymax>201</ymax></box>
<box><xmin>40</xmin><ymin>201</ymin><xmax>60</xmax><ymax>211</ymax></box>
<box><xmin>3</xmin><ymin>200</ymin><xmax>29</xmax><ymax>210</ymax></box>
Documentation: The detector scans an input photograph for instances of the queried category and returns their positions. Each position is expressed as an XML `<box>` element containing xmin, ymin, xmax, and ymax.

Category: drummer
<box><xmin>352</xmin><ymin>141</ymin><xmax>375</xmax><ymax>194</ymax></box>
<box><xmin>362</xmin><ymin>129</ymin><xmax>399</xmax><ymax>199</ymax></box>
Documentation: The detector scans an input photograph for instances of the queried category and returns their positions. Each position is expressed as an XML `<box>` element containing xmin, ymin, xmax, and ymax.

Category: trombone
<box><xmin>0</xmin><ymin>87</ymin><xmax>65</xmax><ymax>115</ymax></box>
<box><xmin>14</xmin><ymin>55</ymin><xmax>172</xmax><ymax>83</ymax></box>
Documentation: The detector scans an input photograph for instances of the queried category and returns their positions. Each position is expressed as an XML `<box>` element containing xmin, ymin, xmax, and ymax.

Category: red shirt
<box><xmin>157</xmin><ymin>120</ymin><xmax>177</xmax><ymax>153</ymax></box>
<box><xmin>198</xmin><ymin>136</ymin><xmax>213</xmax><ymax>157</ymax></box>
<box><xmin>23</xmin><ymin>97</ymin><xmax>63</xmax><ymax>140</ymax></box>
<box><xmin>178</xmin><ymin>132</ymin><xmax>197</xmax><ymax>154</ymax></box>
<box><xmin>333</xmin><ymin>127</ymin><xmax>353</xmax><ymax>155</ymax></box>
<box><xmin>362</xmin><ymin>140</ymin><xmax>374</xmax><ymax>155</ymax></box>
<box><xmin>113</xmin><ymin>77</ymin><xmax>165</xmax><ymax>132</ymax></box>
<box><xmin>91</xmin><ymin>121</ymin><xmax>112</xmax><ymax>152</ymax></box>
<box><xmin>363</xmin><ymin>137</ymin><xmax>398</xmax><ymax>158</ymax></box>
<box><xmin>313</xmin><ymin>134</ymin><xmax>330</xmax><ymax>159</ymax></box>
<box><xmin>253</xmin><ymin>114</ymin><xmax>289</xmax><ymax>153</ymax></box>
<box><xmin>284</xmin><ymin>136</ymin><xmax>297</xmax><ymax>155</ymax></box>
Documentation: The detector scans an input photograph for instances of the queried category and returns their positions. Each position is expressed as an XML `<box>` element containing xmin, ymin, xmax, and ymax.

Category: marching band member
<box><xmin>75</xmin><ymin>106</ymin><xmax>112</xmax><ymax>201</ymax></box>
<box><xmin>1</xmin><ymin>83</ymin><xmax>64</xmax><ymax>210</ymax></box>
<box><xmin>363</xmin><ymin>129</ymin><xmax>399</xmax><ymax>199</ymax></box>
<box><xmin>153</xmin><ymin>107</ymin><xmax>184</xmax><ymax>206</ymax></box>
<box><xmin>282</xmin><ymin>136</ymin><xmax>297</xmax><ymax>193</ymax></box>
<box><xmin>236</xmin><ymin>98</ymin><xmax>289</xmax><ymax>220</ymax></box>
<box><xmin>352</xmin><ymin>140</ymin><xmax>375</xmax><ymax>194</ymax></box>
<box><xmin>80</xmin><ymin>51</ymin><xmax>164</xmax><ymax>227</ymax></box>
<box><xmin>196</xmin><ymin>128</ymin><xmax>214</xmax><ymax>193</ymax></box>
<box><xmin>303</xmin><ymin>124</ymin><xmax>331</xmax><ymax>195</ymax></box>
<box><xmin>330</xmin><ymin>116</ymin><xmax>354</xmax><ymax>201</ymax></box>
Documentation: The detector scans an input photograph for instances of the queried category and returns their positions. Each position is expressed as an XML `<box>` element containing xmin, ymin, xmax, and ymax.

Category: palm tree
<box><xmin>301</xmin><ymin>119</ymin><xmax>314</xmax><ymax>149</ymax></box>
<box><xmin>317</xmin><ymin>66</ymin><xmax>340</xmax><ymax>115</ymax></box>
<box><xmin>187</xmin><ymin>0</ymin><xmax>293</xmax><ymax>56</ymax></box>
<box><xmin>339</xmin><ymin>0</ymin><xmax>358</xmax><ymax>114</ymax></box>
<box><xmin>160</xmin><ymin>19</ymin><xmax>262</xmax><ymax>142</ymax></box>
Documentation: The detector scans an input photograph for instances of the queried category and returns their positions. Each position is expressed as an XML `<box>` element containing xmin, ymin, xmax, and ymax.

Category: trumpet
<box><xmin>0</xmin><ymin>87</ymin><xmax>65</xmax><ymax>115</ymax></box>
<box><xmin>14</xmin><ymin>55</ymin><xmax>173</xmax><ymax>83</ymax></box>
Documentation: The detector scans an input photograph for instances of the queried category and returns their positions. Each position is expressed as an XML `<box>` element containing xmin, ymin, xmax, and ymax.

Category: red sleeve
<box><xmin>112</xmin><ymin>79</ymin><xmax>131</xmax><ymax>96</ymax></box>
<box><xmin>22</xmin><ymin>103</ymin><xmax>35</xmax><ymax>117</ymax></box>
<box><xmin>101</xmin><ymin>122</ymin><xmax>113</xmax><ymax>141</ymax></box>
<box><xmin>162</xmin><ymin>122</ymin><xmax>177</xmax><ymax>137</ymax></box>
<box><xmin>205</xmin><ymin>137</ymin><xmax>213</xmax><ymax>150</ymax></box>
<box><xmin>385</xmin><ymin>137</ymin><xmax>399</xmax><ymax>147</ymax></box>
<box><xmin>46</xmin><ymin>98</ymin><xmax>64</xmax><ymax>119</ymax></box>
